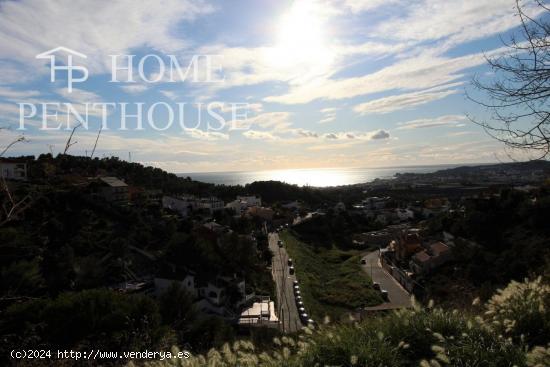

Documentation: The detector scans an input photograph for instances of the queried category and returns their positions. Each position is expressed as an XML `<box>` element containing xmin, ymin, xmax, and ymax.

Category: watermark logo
<box><xmin>35</xmin><ymin>46</ymin><xmax>88</xmax><ymax>93</ymax></box>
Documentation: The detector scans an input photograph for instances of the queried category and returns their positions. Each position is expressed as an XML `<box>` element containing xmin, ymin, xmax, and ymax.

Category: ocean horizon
<box><xmin>179</xmin><ymin>163</ymin><xmax>481</xmax><ymax>187</ymax></box>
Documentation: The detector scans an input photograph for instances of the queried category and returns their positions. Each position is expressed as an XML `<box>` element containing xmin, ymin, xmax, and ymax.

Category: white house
<box><xmin>154</xmin><ymin>274</ymin><xmax>198</xmax><ymax>298</ymax></box>
<box><xmin>0</xmin><ymin>161</ymin><xmax>27</xmax><ymax>181</ymax></box>
<box><xmin>162</xmin><ymin>196</ymin><xmax>196</xmax><ymax>217</ymax></box>
<box><xmin>237</xmin><ymin>195</ymin><xmax>261</xmax><ymax>207</ymax></box>
<box><xmin>226</xmin><ymin>195</ymin><xmax>262</xmax><ymax>214</ymax></box>
<box><xmin>396</xmin><ymin>208</ymin><xmax>414</xmax><ymax>221</ymax></box>
<box><xmin>198</xmin><ymin>197</ymin><xmax>224</xmax><ymax>213</ymax></box>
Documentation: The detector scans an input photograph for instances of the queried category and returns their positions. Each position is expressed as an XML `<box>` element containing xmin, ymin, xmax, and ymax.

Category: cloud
<box><xmin>354</xmin><ymin>85</ymin><xmax>460</xmax><ymax>115</ymax></box>
<box><xmin>320</xmin><ymin>129</ymin><xmax>390</xmax><ymax>141</ymax></box>
<box><xmin>184</xmin><ymin>128</ymin><xmax>228</xmax><ymax>141</ymax></box>
<box><xmin>0</xmin><ymin>86</ymin><xmax>41</xmax><ymax>99</ymax></box>
<box><xmin>318</xmin><ymin>107</ymin><xmax>338</xmax><ymax>124</ymax></box>
<box><xmin>374</xmin><ymin>0</ymin><xmax>538</xmax><ymax>47</ymax></box>
<box><xmin>231</xmin><ymin>111</ymin><xmax>293</xmax><ymax>131</ymax></box>
<box><xmin>263</xmin><ymin>49</ymin><xmax>492</xmax><ymax>105</ymax></box>
<box><xmin>120</xmin><ymin>84</ymin><xmax>148</xmax><ymax>94</ymax></box>
<box><xmin>396</xmin><ymin>115</ymin><xmax>468</xmax><ymax>130</ymax></box>
<box><xmin>242</xmin><ymin>130</ymin><xmax>278</xmax><ymax>141</ymax></box>
<box><xmin>369</xmin><ymin>129</ymin><xmax>390</xmax><ymax>139</ymax></box>
<box><xmin>0</xmin><ymin>0</ymin><xmax>215</xmax><ymax>76</ymax></box>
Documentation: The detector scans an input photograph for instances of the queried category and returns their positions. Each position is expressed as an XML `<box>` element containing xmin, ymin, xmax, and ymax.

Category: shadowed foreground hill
<box><xmin>129</xmin><ymin>278</ymin><xmax>550</xmax><ymax>367</ymax></box>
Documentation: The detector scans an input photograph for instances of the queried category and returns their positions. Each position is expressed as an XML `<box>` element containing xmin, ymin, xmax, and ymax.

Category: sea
<box><xmin>180</xmin><ymin>164</ymin><xmax>469</xmax><ymax>187</ymax></box>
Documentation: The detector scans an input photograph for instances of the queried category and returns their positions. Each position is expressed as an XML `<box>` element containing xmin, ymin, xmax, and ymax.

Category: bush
<box><xmin>484</xmin><ymin>277</ymin><xmax>550</xmax><ymax>347</ymax></box>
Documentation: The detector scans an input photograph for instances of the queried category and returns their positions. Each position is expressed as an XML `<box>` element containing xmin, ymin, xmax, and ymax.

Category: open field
<box><xmin>279</xmin><ymin>231</ymin><xmax>382</xmax><ymax>321</ymax></box>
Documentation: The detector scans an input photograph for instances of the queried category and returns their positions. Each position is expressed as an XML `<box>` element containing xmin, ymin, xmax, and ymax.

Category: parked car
<box><xmin>373</xmin><ymin>282</ymin><xmax>380</xmax><ymax>291</ymax></box>
<box><xmin>296</xmin><ymin>295</ymin><xmax>302</xmax><ymax>302</ymax></box>
<box><xmin>293</xmin><ymin>285</ymin><xmax>300</xmax><ymax>291</ymax></box>
<box><xmin>361</xmin><ymin>258</ymin><xmax>366</xmax><ymax>265</ymax></box>
<box><xmin>381</xmin><ymin>290</ymin><xmax>389</xmax><ymax>301</ymax></box>
<box><xmin>289</xmin><ymin>266</ymin><xmax>295</xmax><ymax>275</ymax></box>
<box><xmin>293</xmin><ymin>280</ymin><xmax>299</xmax><ymax>286</ymax></box>
<box><xmin>298</xmin><ymin>307</ymin><xmax>305</xmax><ymax>313</ymax></box>
<box><xmin>295</xmin><ymin>290</ymin><xmax>301</xmax><ymax>296</ymax></box>
<box><xmin>296</xmin><ymin>300</ymin><xmax>304</xmax><ymax>307</ymax></box>
<box><xmin>287</xmin><ymin>258</ymin><xmax>293</xmax><ymax>266</ymax></box>
<box><xmin>300</xmin><ymin>313</ymin><xmax>309</xmax><ymax>322</ymax></box>
<box><xmin>307</xmin><ymin>319</ymin><xmax>316</xmax><ymax>327</ymax></box>
<box><xmin>277</xmin><ymin>240</ymin><xmax>283</xmax><ymax>248</ymax></box>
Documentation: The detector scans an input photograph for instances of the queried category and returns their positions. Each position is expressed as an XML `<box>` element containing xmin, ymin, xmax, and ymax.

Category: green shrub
<box><xmin>484</xmin><ymin>277</ymin><xmax>550</xmax><ymax>347</ymax></box>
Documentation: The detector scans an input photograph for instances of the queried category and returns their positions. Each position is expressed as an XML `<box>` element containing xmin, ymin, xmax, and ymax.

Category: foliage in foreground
<box><xmin>129</xmin><ymin>278</ymin><xmax>550</xmax><ymax>367</ymax></box>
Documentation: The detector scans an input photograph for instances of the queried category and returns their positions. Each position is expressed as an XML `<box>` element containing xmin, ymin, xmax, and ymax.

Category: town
<box><xmin>2</xmin><ymin>156</ymin><xmax>549</xmax><ymax>351</ymax></box>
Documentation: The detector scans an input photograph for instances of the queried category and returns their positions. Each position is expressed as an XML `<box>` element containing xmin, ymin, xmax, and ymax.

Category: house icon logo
<box><xmin>36</xmin><ymin>46</ymin><xmax>88</xmax><ymax>93</ymax></box>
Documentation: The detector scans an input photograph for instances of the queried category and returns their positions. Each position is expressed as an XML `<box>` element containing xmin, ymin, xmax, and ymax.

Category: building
<box><xmin>238</xmin><ymin>195</ymin><xmax>261</xmax><ymax>207</ymax></box>
<box><xmin>226</xmin><ymin>195</ymin><xmax>262</xmax><ymax>214</ymax></box>
<box><xmin>97</xmin><ymin>177</ymin><xmax>129</xmax><ymax>204</ymax></box>
<box><xmin>154</xmin><ymin>274</ymin><xmax>198</xmax><ymax>297</ymax></box>
<box><xmin>0</xmin><ymin>160</ymin><xmax>27</xmax><ymax>181</ymax></box>
<box><xmin>409</xmin><ymin>242</ymin><xmax>453</xmax><ymax>274</ymax></box>
<box><xmin>162</xmin><ymin>196</ymin><xmax>195</xmax><ymax>217</ymax></box>
<box><xmin>334</xmin><ymin>201</ymin><xmax>346</xmax><ymax>213</ymax></box>
<box><xmin>391</xmin><ymin>228</ymin><xmax>422</xmax><ymax>262</ymax></box>
<box><xmin>247</xmin><ymin>206</ymin><xmax>274</xmax><ymax>220</ymax></box>
<box><xmin>198</xmin><ymin>197</ymin><xmax>224</xmax><ymax>213</ymax></box>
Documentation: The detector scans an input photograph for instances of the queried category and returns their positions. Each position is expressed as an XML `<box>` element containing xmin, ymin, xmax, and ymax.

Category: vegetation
<box><xmin>422</xmin><ymin>186</ymin><xmax>550</xmax><ymax>305</ymax></box>
<box><xmin>128</xmin><ymin>278</ymin><xmax>550</xmax><ymax>367</ymax></box>
<box><xmin>279</xmin><ymin>231</ymin><xmax>382</xmax><ymax>320</ymax></box>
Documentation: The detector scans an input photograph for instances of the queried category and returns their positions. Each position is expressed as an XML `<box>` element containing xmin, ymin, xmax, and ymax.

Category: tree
<box><xmin>470</xmin><ymin>0</ymin><xmax>550</xmax><ymax>159</ymax></box>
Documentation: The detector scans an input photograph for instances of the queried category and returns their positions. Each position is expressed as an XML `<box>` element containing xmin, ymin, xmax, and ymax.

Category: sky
<box><xmin>0</xmin><ymin>0</ymin><xmax>544</xmax><ymax>173</ymax></box>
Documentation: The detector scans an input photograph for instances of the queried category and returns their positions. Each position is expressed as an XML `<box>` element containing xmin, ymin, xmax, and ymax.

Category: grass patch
<box><xmin>279</xmin><ymin>230</ymin><xmax>382</xmax><ymax>321</ymax></box>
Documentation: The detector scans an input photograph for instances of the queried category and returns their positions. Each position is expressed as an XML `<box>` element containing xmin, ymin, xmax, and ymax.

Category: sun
<box><xmin>266</xmin><ymin>0</ymin><xmax>334</xmax><ymax>80</ymax></box>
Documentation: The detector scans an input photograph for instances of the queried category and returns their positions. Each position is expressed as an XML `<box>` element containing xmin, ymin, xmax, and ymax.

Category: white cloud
<box><xmin>242</xmin><ymin>130</ymin><xmax>279</xmax><ymax>141</ymax></box>
<box><xmin>120</xmin><ymin>84</ymin><xmax>148</xmax><ymax>94</ymax></box>
<box><xmin>0</xmin><ymin>86</ymin><xmax>41</xmax><ymax>99</ymax></box>
<box><xmin>354</xmin><ymin>85</ymin><xmax>460</xmax><ymax>115</ymax></box>
<box><xmin>396</xmin><ymin>115</ymin><xmax>468</xmax><ymax>130</ymax></box>
<box><xmin>0</xmin><ymin>0</ymin><xmax>215</xmax><ymax>76</ymax></box>
<box><xmin>184</xmin><ymin>128</ymin><xmax>228</xmax><ymax>141</ymax></box>
<box><xmin>374</xmin><ymin>0</ymin><xmax>537</xmax><ymax>47</ymax></box>
<box><xmin>231</xmin><ymin>111</ymin><xmax>293</xmax><ymax>131</ymax></box>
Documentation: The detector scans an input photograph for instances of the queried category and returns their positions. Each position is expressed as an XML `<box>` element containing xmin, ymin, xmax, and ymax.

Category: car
<box><xmin>300</xmin><ymin>313</ymin><xmax>309</xmax><ymax>322</ymax></box>
<box><xmin>307</xmin><ymin>319</ymin><xmax>316</xmax><ymax>327</ymax></box>
<box><xmin>277</xmin><ymin>240</ymin><xmax>283</xmax><ymax>248</ymax></box>
<box><xmin>293</xmin><ymin>284</ymin><xmax>300</xmax><ymax>291</ymax></box>
<box><xmin>298</xmin><ymin>307</ymin><xmax>305</xmax><ymax>313</ymax></box>
<box><xmin>381</xmin><ymin>290</ymin><xmax>389</xmax><ymax>301</ymax></box>
<box><xmin>295</xmin><ymin>290</ymin><xmax>301</xmax><ymax>296</ymax></box>
<box><xmin>293</xmin><ymin>280</ymin><xmax>299</xmax><ymax>286</ymax></box>
<box><xmin>296</xmin><ymin>300</ymin><xmax>304</xmax><ymax>307</ymax></box>
<box><xmin>373</xmin><ymin>282</ymin><xmax>380</xmax><ymax>291</ymax></box>
<box><xmin>287</xmin><ymin>258</ymin><xmax>293</xmax><ymax>266</ymax></box>
<box><xmin>289</xmin><ymin>266</ymin><xmax>295</xmax><ymax>275</ymax></box>
<box><xmin>295</xmin><ymin>295</ymin><xmax>302</xmax><ymax>302</ymax></box>
<box><xmin>361</xmin><ymin>259</ymin><xmax>366</xmax><ymax>265</ymax></box>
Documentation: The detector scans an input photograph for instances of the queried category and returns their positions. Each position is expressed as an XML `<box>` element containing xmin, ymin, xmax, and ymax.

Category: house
<box><xmin>97</xmin><ymin>177</ymin><xmax>129</xmax><ymax>204</ymax></box>
<box><xmin>391</xmin><ymin>228</ymin><xmax>422</xmax><ymax>261</ymax></box>
<box><xmin>162</xmin><ymin>196</ymin><xmax>196</xmax><ymax>217</ymax></box>
<box><xmin>409</xmin><ymin>242</ymin><xmax>453</xmax><ymax>274</ymax></box>
<box><xmin>247</xmin><ymin>206</ymin><xmax>274</xmax><ymax>220</ymax></box>
<box><xmin>396</xmin><ymin>208</ymin><xmax>414</xmax><ymax>221</ymax></box>
<box><xmin>334</xmin><ymin>201</ymin><xmax>346</xmax><ymax>212</ymax></box>
<box><xmin>197</xmin><ymin>197</ymin><xmax>224</xmax><ymax>213</ymax></box>
<box><xmin>226</xmin><ymin>195</ymin><xmax>262</xmax><ymax>214</ymax></box>
<box><xmin>0</xmin><ymin>160</ymin><xmax>28</xmax><ymax>181</ymax></box>
<box><xmin>281</xmin><ymin>200</ymin><xmax>301</xmax><ymax>210</ymax></box>
<box><xmin>238</xmin><ymin>195</ymin><xmax>261</xmax><ymax>207</ymax></box>
<box><xmin>154</xmin><ymin>274</ymin><xmax>198</xmax><ymax>297</ymax></box>
<box><xmin>422</xmin><ymin>198</ymin><xmax>450</xmax><ymax>217</ymax></box>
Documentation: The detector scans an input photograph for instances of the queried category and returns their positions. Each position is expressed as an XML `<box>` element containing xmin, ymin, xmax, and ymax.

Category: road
<box><xmin>269</xmin><ymin>232</ymin><xmax>302</xmax><ymax>333</ymax></box>
<box><xmin>362</xmin><ymin>250</ymin><xmax>411</xmax><ymax>308</ymax></box>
